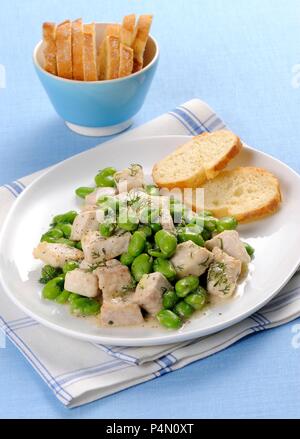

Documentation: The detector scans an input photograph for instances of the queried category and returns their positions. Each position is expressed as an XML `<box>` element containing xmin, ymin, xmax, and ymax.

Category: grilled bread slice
<box><xmin>42</xmin><ymin>22</ymin><xmax>57</xmax><ymax>75</ymax></box>
<box><xmin>72</xmin><ymin>18</ymin><xmax>84</xmax><ymax>80</ymax></box>
<box><xmin>191</xmin><ymin>167</ymin><xmax>282</xmax><ymax>222</ymax></box>
<box><xmin>152</xmin><ymin>130</ymin><xmax>242</xmax><ymax>189</ymax></box>
<box><xmin>132</xmin><ymin>14</ymin><xmax>153</xmax><ymax>72</ymax></box>
<box><xmin>56</xmin><ymin>20</ymin><xmax>72</xmax><ymax>79</ymax></box>
<box><xmin>83</xmin><ymin>23</ymin><xmax>98</xmax><ymax>81</ymax></box>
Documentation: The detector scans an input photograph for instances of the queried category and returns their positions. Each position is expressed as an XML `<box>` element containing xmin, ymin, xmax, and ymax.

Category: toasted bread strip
<box><xmin>189</xmin><ymin>167</ymin><xmax>282</xmax><ymax>223</ymax></box>
<box><xmin>152</xmin><ymin>130</ymin><xmax>242</xmax><ymax>189</ymax></box>
<box><xmin>56</xmin><ymin>20</ymin><xmax>73</xmax><ymax>79</ymax></box>
<box><xmin>106</xmin><ymin>24</ymin><xmax>121</xmax><ymax>38</ymax></box>
<box><xmin>120</xmin><ymin>14</ymin><xmax>136</xmax><ymax>46</ymax></box>
<box><xmin>42</xmin><ymin>22</ymin><xmax>57</xmax><ymax>75</ymax></box>
<box><xmin>72</xmin><ymin>18</ymin><xmax>84</xmax><ymax>80</ymax></box>
<box><xmin>83</xmin><ymin>23</ymin><xmax>98</xmax><ymax>81</ymax></box>
<box><xmin>119</xmin><ymin>43</ymin><xmax>133</xmax><ymax>77</ymax></box>
<box><xmin>98</xmin><ymin>24</ymin><xmax>121</xmax><ymax>80</ymax></box>
<box><xmin>132</xmin><ymin>14</ymin><xmax>153</xmax><ymax>72</ymax></box>
<box><xmin>105</xmin><ymin>35</ymin><xmax>120</xmax><ymax>80</ymax></box>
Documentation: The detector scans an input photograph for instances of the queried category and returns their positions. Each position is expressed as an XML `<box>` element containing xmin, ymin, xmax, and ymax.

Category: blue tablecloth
<box><xmin>0</xmin><ymin>0</ymin><xmax>300</xmax><ymax>418</ymax></box>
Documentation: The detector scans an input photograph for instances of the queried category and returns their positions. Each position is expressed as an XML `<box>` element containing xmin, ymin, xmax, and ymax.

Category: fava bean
<box><xmin>131</xmin><ymin>253</ymin><xmax>153</xmax><ymax>282</ymax></box>
<box><xmin>41</xmin><ymin>228</ymin><xmax>63</xmax><ymax>243</ymax></box>
<box><xmin>201</xmin><ymin>228</ymin><xmax>212</xmax><ymax>241</ymax></box>
<box><xmin>148</xmin><ymin>248</ymin><xmax>167</xmax><ymax>258</ymax></box>
<box><xmin>42</xmin><ymin>275</ymin><xmax>65</xmax><ymax>301</ymax></box>
<box><xmin>150</xmin><ymin>222</ymin><xmax>162</xmax><ymax>233</ymax></box>
<box><xmin>94</xmin><ymin>167</ymin><xmax>117</xmax><ymax>188</ymax></box>
<box><xmin>244</xmin><ymin>242</ymin><xmax>255</xmax><ymax>257</ymax></box>
<box><xmin>99</xmin><ymin>222</ymin><xmax>116</xmax><ymax>237</ymax></box>
<box><xmin>155</xmin><ymin>229</ymin><xmax>177</xmax><ymax>257</ymax></box>
<box><xmin>56</xmin><ymin>238</ymin><xmax>77</xmax><ymax>247</ymax></box>
<box><xmin>174</xmin><ymin>301</ymin><xmax>194</xmax><ymax>319</ymax></box>
<box><xmin>75</xmin><ymin>241</ymin><xmax>82</xmax><ymax>250</ymax></box>
<box><xmin>120</xmin><ymin>252</ymin><xmax>135</xmax><ymax>266</ymax></box>
<box><xmin>175</xmin><ymin>276</ymin><xmax>199</xmax><ymax>298</ymax></box>
<box><xmin>184</xmin><ymin>288</ymin><xmax>207</xmax><ymax>310</ymax></box>
<box><xmin>203</xmin><ymin>216</ymin><xmax>218</xmax><ymax>232</ymax></box>
<box><xmin>68</xmin><ymin>293</ymin><xmax>81</xmax><ymax>303</ymax></box>
<box><xmin>118</xmin><ymin>215</ymin><xmax>139</xmax><ymax>232</ymax></box>
<box><xmin>56</xmin><ymin>223</ymin><xmax>72</xmax><ymax>239</ymax></box>
<box><xmin>70</xmin><ymin>297</ymin><xmax>101</xmax><ymax>316</ymax></box>
<box><xmin>138</xmin><ymin>225</ymin><xmax>152</xmax><ymax>238</ymax></box>
<box><xmin>63</xmin><ymin>261</ymin><xmax>79</xmax><ymax>274</ymax></box>
<box><xmin>156</xmin><ymin>309</ymin><xmax>182</xmax><ymax>329</ymax></box>
<box><xmin>52</xmin><ymin>211</ymin><xmax>77</xmax><ymax>225</ymax></box>
<box><xmin>153</xmin><ymin>258</ymin><xmax>177</xmax><ymax>281</ymax></box>
<box><xmin>128</xmin><ymin>231</ymin><xmax>146</xmax><ymax>257</ymax></box>
<box><xmin>162</xmin><ymin>290</ymin><xmax>179</xmax><ymax>309</ymax></box>
<box><xmin>97</xmin><ymin>195</ymin><xmax>119</xmax><ymax>211</ymax></box>
<box><xmin>75</xmin><ymin>187</ymin><xmax>94</xmax><ymax>199</ymax></box>
<box><xmin>177</xmin><ymin>225</ymin><xmax>205</xmax><ymax>247</ymax></box>
<box><xmin>55</xmin><ymin>289</ymin><xmax>71</xmax><ymax>304</ymax></box>
<box><xmin>217</xmin><ymin>216</ymin><xmax>238</xmax><ymax>232</ymax></box>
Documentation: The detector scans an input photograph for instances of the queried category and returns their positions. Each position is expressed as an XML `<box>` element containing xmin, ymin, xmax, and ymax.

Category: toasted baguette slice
<box><xmin>152</xmin><ymin>130</ymin><xmax>242</xmax><ymax>189</ymax></box>
<box><xmin>132</xmin><ymin>14</ymin><xmax>153</xmax><ymax>72</ymax></box>
<box><xmin>83</xmin><ymin>23</ymin><xmax>97</xmax><ymax>81</ymax></box>
<box><xmin>72</xmin><ymin>18</ymin><xmax>84</xmax><ymax>80</ymax></box>
<box><xmin>120</xmin><ymin>14</ymin><xmax>136</xmax><ymax>46</ymax></box>
<box><xmin>42</xmin><ymin>22</ymin><xmax>57</xmax><ymax>75</ymax></box>
<box><xmin>119</xmin><ymin>43</ymin><xmax>133</xmax><ymax>77</ymax></box>
<box><xmin>56</xmin><ymin>20</ymin><xmax>72</xmax><ymax>79</ymax></box>
<box><xmin>191</xmin><ymin>167</ymin><xmax>282</xmax><ymax>222</ymax></box>
<box><xmin>97</xmin><ymin>24</ymin><xmax>121</xmax><ymax>80</ymax></box>
<box><xmin>105</xmin><ymin>35</ymin><xmax>120</xmax><ymax>80</ymax></box>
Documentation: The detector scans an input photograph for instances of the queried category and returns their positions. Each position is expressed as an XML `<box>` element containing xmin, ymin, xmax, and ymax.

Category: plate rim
<box><xmin>1</xmin><ymin>135</ymin><xmax>300</xmax><ymax>346</ymax></box>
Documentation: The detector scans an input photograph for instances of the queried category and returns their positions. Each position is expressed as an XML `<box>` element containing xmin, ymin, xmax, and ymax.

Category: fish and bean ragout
<box><xmin>33</xmin><ymin>164</ymin><xmax>255</xmax><ymax>329</ymax></box>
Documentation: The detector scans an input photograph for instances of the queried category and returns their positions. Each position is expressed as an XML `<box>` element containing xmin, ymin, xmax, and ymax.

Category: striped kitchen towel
<box><xmin>1</xmin><ymin>99</ymin><xmax>300</xmax><ymax>408</ymax></box>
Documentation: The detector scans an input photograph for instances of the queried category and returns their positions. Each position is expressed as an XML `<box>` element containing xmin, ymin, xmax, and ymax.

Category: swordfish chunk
<box><xmin>114</xmin><ymin>164</ymin><xmax>145</xmax><ymax>193</ymax></box>
<box><xmin>94</xmin><ymin>259</ymin><xmax>134</xmax><ymax>301</ymax></box>
<box><xmin>70</xmin><ymin>210</ymin><xmax>99</xmax><ymax>241</ymax></box>
<box><xmin>81</xmin><ymin>231</ymin><xmax>131</xmax><ymax>263</ymax></box>
<box><xmin>33</xmin><ymin>242</ymin><xmax>84</xmax><ymax>268</ymax></box>
<box><xmin>100</xmin><ymin>299</ymin><xmax>144</xmax><ymax>327</ymax></box>
<box><xmin>171</xmin><ymin>240</ymin><xmax>213</xmax><ymax>278</ymax></box>
<box><xmin>64</xmin><ymin>268</ymin><xmax>99</xmax><ymax>298</ymax></box>
<box><xmin>133</xmin><ymin>272</ymin><xmax>172</xmax><ymax>315</ymax></box>
<box><xmin>207</xmin><ymin>247</ymin><xmax>242</xmax><ymax>298</ymax></box>
<box><xmin>205</xmin><ymin>230</ymin><xmax>250</xmax><ymax>264</ymax></box>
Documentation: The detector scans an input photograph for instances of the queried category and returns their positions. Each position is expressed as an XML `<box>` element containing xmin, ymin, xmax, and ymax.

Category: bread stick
<box><xmin>56</xmin><ymin>20</ymin><xmax>73</xmax><ymax>79</ymax></box>
<box><xmin>132</xmin><ymin>15</ymin><xmax>153</xmax><ymax>72</ymax></box>
<box><xmin>42</xmin><ymin>22</ymin><xmax>57</xmax><ymax>75</ymax></box>
<box><xmin>83</xmin><ymin>23</ymin><xmax>98</xmax><ymax>81</ymax></box>
<box><xmin>119</xmin><ymin>43</ymin><xmax>133</xmax><ymax>78</ymax></box>
<box><xmin>72</xmin><ymin>18</ymin><xmax>84</xmax><ymax>80</ymax></box>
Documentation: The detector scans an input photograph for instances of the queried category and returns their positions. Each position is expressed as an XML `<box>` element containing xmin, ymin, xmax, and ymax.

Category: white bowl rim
<box><xmin>33</xmin><ymin>25</ymin><xmax>159</xmax><ymax>85</ymax></box>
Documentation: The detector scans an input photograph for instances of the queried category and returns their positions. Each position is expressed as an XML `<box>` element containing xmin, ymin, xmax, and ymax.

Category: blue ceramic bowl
<box><xmin>33</xmin><ymin>23</ymin><xmax>159</xmax><ymax>136</ymax></box>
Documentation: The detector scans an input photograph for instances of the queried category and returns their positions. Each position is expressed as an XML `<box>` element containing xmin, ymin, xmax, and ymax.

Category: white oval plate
<box><xmin>0</xmin><ymin>135</ymin><xmax>300</xmax><ymax>346</ymax></box>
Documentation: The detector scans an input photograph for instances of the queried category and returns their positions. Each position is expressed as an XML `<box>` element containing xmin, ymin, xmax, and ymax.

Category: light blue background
<box><xmin>0</xmin><ymin>0</ymin><xmax>300</xmax><ymax>419</ymax></box>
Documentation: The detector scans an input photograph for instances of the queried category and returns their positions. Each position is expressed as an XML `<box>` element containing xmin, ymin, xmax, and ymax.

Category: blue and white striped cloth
<box><xmin>1</xmin><ymin>99</ymin><xmax>300</xmax><ymax>408</ymax></box>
